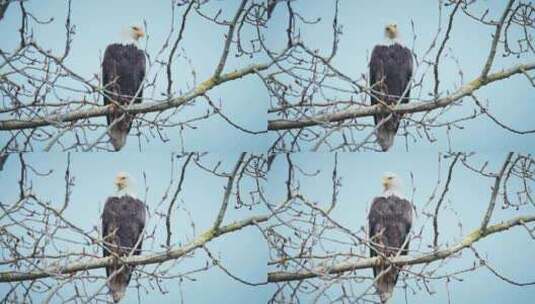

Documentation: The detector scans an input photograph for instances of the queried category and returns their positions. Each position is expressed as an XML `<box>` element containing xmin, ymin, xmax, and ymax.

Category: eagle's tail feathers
<box><xmin>375</xmin><ymin>266</ymin><xmax>397</xmax><ymax>304</ymax></box>
<box><xmin>107</xmin><ymin>266</ymin><xmax>131</xmax><ymax>303</ymax></box>
<box><xmin>108</xmin><ymin>121</ymin><xmax>128</xmax><ymax>151</ymax></box>
<box><xmin>376</xmin><ymin>126</ymin><xmax>396</xmax><ymax>152</ymax></box>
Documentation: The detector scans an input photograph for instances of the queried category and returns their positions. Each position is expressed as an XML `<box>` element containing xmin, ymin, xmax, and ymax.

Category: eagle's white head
<box><xmin>382</xmin><ymin>172</ymin><xmax>404</xmax><ymax>198</ymax></box>
<box><xmin>385</xmin><ymin>23</ymin><xmax>399</xmax><ymax>40</ymax></box>
<box><xmin>114</xmin><ymin>171</ymin><xmax>136</xmax><ymax>197</ymax></box>
<box><xmin>383</xmin><ymin>23</ymin><xmax>401</xmax><ymax>46</ymax></box>
<box><xmin>121</xmin><ymin>25</ymin><xmax>145</xmax><ymax>44</ymax></box>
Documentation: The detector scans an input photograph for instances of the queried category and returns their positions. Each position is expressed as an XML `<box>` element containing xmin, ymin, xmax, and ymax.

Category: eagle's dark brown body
<box><xmin>368</xmin><ymin>195</ymin><xmax>413</xmax><ymax>303</ymax></box>
<box><xmin>102</xmin><ymin>43</ymin><xmax>145</xmax><ymax>151</ymax></box>
<box><xmin>102</xmin><ymin>195</ymin><xmax>146</xmax><ymax>303</ymax></box>
<box><xmin>369</xmin><ymin>43</ymin><xmax>413</xmax><ymax>151</ymax></box>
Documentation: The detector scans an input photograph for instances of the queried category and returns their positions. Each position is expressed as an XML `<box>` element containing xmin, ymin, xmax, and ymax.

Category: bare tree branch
<box><xmin>267</xmin><ymin>214</ymin><xmax>535</xmax><ymax>283</ymax></box>
<box><xmin>268</xmin><ymin>62</ymin><xmax>535</xmax><ymax>131</ymax></box>
<box><xmin>0</xmin><ymin>214</ymin><xmax>269</xmax><ymax>283</ymax></box>
<box><xmin>480</xmin><ymin>152</ymin><xmax>514</xmax><ymax>232</ymax></box>
<box><xmin>481</xmin><ymin>0</ymin><xmax>515</xmax><ymax>79</ymax></box>
<box><xmin>0</xmin><ymin>63</ymin><xmax>270</xmax><ymax>131</ymax></box>
<box><xmin>213</xmin><ymin>152</ymin><xmax>246</xmax><ymax>231</ymax></box>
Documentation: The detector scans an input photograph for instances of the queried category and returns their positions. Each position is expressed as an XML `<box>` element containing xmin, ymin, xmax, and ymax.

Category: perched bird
<box><xmin>102</xmin><ymin>172</ymin><xmax>146</xmax><ymax>303</ymax></box>
<box><xmin>368</xmin><ymin>172</ymin><xmax>413</xmax><ymax>304</ymax></box>
<box><xmin>369</xmin><ymin>24</ymin><xmax>413</xmax><ymax>151</ymax></box>
<box><xmin>102</xmin><ymin>26</ymin><xmax>146</xmax><ymax>151</ymax></box>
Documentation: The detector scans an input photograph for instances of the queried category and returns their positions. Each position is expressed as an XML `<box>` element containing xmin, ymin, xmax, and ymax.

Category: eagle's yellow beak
<box><xmin>382</xmin><ymin>176</ymin><xmax>394</xmax><ymax>188</ymax></box>
<box><xmin>130</xmin><ymin>26</ymin><xmax>145</xmax><ymax>41</ymax></box>
<box><xmin>382</xmin><ymin>177</ymin><xmax>389</xmax><ymax>188</ymax></box>
<box><xmin>115</xmin><ymin>176</ymin><xmax>127</xmax><ymax>190</ymax></box>
<box><xmin>137</xmin><ymin>30</ymin><xmax>145</xmax><ymax>39</ymax></box>
<box><xmin>385</xmin><ymin>24</ymin><xmax>398</xmax><ymax>39</ymax></box>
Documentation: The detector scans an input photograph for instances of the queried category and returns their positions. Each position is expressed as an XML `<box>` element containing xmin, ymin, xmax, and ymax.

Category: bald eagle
<box><xmin>102</xmin><ymin>26</ymin><xmax>146</xmax><ymax>151</ymax></box>
<box><xmin>102</xmin><ymin>172</ymin><xmax>146</xmax><ymax>303</ymax></box>
<box><xmin>369</xmin><ymin>24</ymin><xmax>413</xmax><ymax>151</ymax></box>
<box><xmin>368</xmin><ymin>173</ymin><xmax>413</xmax><ymax>304</ymax></box>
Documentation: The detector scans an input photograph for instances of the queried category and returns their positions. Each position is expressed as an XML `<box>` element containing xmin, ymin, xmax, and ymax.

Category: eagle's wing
<box><xmin>369</xmin><ymin>46</ymin><xmax>386</xmax><ymax>125</ymax></box>
<box><xmin>131</xmin><ymin>197</ymin><xmax>146</xmax><ymax>256</ymax></box>
<box><xmin>369</xmin><ymin>46</ymin><xmax>385</xmax><ymax>95</ymax></box>
<box><xmin>396</xmin><ymin>197</ymin><xmax>413</xmax><ymax>255</ymax></box>
<box><xmin>133</xmin><ymin>49</ymin><xmax>145</xmax><ymax>106</ymax></box>
<box><xmin>102</xmin><ymin>45</ymin><xmax>119</xmax><ymax>126</ymax></box>
<box><xmin>369</xmin><ymin>45</ymin><xmax>385</xmax><ymax>100</ymax></box>
<box><xmin>368</xmin><ymin>196</ymin><xmax>387</xmax><ymax>277</ymax></box>
<box><xmin>399</xmin><ymin>45</ymin><xmax>413</xmax><ymax>105</ymax></box>
<box><xmin>102</xmin><ymin>196</ymin><xmax>120</xmax><ymax>277</ymax></box>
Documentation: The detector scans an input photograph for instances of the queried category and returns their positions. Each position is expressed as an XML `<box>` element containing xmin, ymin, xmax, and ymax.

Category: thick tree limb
<box><xmin>267</xmin><ymin>214</ymin><xmax>535</xmax><ymax>283</ymax></box>
<box><xmin>268</xmin><ymin>62</ymin><xmax>535</xmax><ymax>131</ymax></box>
<box><xmin>0</xmin><ymin>214</ymin><xmax>269</xmax><ymax>282</ymax></box>
<box><xmin>0</xmin><ymin>63</ymin><xmax>269</xmax><ymax>131</ymax></box>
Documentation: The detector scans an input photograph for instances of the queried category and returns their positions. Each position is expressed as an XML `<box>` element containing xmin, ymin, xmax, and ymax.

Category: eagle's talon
<box><xmin>376</xmin><ymin>100</ymin><xmax>395</xmax><ymax>112</ymax></box>
<box><xmin>377</xmin><ymin>255</ymin><xmax>385</xmax><ymax>268</ymax></box>
<box><xmin>108</xmin><ymin>102</ymin><xmax>120</xmax><ymax>114</ymax></box>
